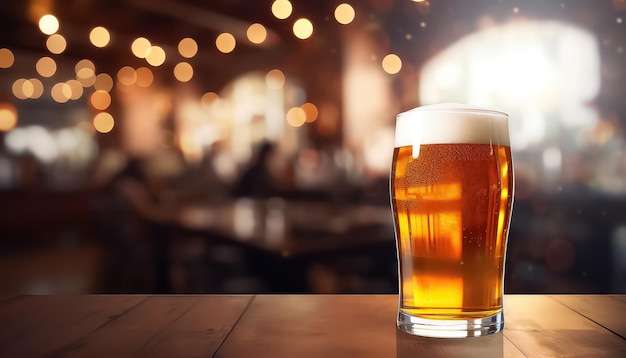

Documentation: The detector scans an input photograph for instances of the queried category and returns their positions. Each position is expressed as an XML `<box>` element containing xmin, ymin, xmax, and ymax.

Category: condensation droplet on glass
<box><xmin>460</xmin><ymin>261</ymin><xmax>464</xmax><ymax>265</ymax></box>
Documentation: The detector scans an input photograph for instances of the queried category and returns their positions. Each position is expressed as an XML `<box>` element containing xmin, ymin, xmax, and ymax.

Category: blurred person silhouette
<box><xmin>168</xmin><ymin>142</ymin><xmax>230</xmax><ymax>204</ymax></box>
<box><xmin>95</xmin><ymin>156</ymin><xmax>173</xmax><ymax>292</ymax></box>
<box><xmin>233</xmin><ymin>141</ymin><xmax>279</xmax><ymax>199</ymax></box>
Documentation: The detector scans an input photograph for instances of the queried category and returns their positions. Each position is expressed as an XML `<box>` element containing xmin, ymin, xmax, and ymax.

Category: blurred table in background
<box><xmin>175</xmin><ymin>198</ymin><xmax>394</xmax><ymax>258</ymax></box>
<box><xmin>0</xmin><ymin>295</ymin><xmax>624</xmax><ymax>357</ymax></box>
<box><xmin>159</xmin><ymin>199</ymin><xmax>396</xmax><ymax>293</ymax></box>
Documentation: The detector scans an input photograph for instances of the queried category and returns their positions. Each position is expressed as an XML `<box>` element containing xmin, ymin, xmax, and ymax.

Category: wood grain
<box><xmin>503</xmin><ymin>335</ymin><xmax>527</xmax><ymax>358</ymax></box>
<box><xmin>396</xmin><ymin>330</ymin><xmax>505</xmax><ymax>358</ymax></box>
<box><xmin>214</xmin><ymin>295</ymin><xmax>397</xmax><ymax>358</ymax></box>
<box><xmin>550</xmin><ymin>295</ymin><xmax>626</xmax><ymax>339</ymax></box>
<box><xmin>503</xmin><ymin>295</ymin><xmax>626</xmax><ymax>358</ymax></box>
<box><xmin>0</xmin><ymin>295</ymin><xmax>623</xmax><ymax>357</ymax></box>
<box><xmin>0</xmin><ymin>295</ymin><xmax>146</xmax><ymax>358</ymax></box>
<box><xmin>60</xmin><ymin>295</ymin><xmax>251</xmax><ymax>358</ymax></box>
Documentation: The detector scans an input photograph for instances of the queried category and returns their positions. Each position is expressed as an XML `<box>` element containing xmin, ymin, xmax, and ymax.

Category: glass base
<box><xmin>397</xmin><ymin>310</ymin><xmax>504</xmax><ymax>338</ymax></box>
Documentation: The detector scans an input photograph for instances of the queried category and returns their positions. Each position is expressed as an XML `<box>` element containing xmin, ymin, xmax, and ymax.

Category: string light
<box><xmin>0</xmin><ymin>48</ymin><xmax>14</xmax><ymax>68</ymax></box>
<box><xmin>178</xmin><ymin>38</ymin><xmax>198</xmax><ymax>58</ymax></box>
<box><xmin>293</xmin><ymin>18</ymin><xmax>313</xmax><ymax>39</ymax></box>
<box><xmin>272</xmin><ymin>0</ymin><xmax>293</xmax><ymax>20</ymax></box>
<box><xmin>39</xmin><ymin>14</ymin><xmax>59</xmax><ymax>35</ymax></box>
<box><xmin>216</xmin><ymin>33</ymin><xmax>236</xmax><ymax>53</ymax></box>
<box><xmin>89</xmin><ymin>26</ymin><xmax>111</xmax><ymax>48</ymax></box>
<box><xmin>334</xmin><ymin>4</ymin><xmax>356</xmax><ymax>25</ymax></box>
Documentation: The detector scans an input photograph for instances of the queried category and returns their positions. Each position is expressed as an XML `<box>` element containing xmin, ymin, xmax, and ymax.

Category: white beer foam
<box><xmin>395</xmin><ymin>104</ymin><xmax>510</xmax><ymax>154</ymax></box>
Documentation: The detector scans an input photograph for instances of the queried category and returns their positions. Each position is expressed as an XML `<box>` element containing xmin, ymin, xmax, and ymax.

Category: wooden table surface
<box><xmin>0</xmin><ymin>295</ymin><xmax>624</xmax><ymax>357</ymax></box>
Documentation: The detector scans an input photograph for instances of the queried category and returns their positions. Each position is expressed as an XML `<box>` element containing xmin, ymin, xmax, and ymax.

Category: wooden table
<box><xmin>0</xmin><ymin>295</ymin><xmax>624</xmax><ymax>357</ymax></box>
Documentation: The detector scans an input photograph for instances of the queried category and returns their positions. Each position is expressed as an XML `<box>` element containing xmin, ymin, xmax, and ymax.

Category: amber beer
<box><xmin>391</xmin><ymin>104</ymin><xmax>514</xmax><ymax>338</ymax></box>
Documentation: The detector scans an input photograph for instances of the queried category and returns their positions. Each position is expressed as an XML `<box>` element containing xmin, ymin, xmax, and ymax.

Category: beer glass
<box><xmin>391</xmin><ymin>103</ymin><xmax>514</xmax><ymax>338</ymax></box>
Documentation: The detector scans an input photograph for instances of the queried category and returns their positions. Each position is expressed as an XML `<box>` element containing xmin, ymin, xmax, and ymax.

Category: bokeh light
<box><xmin>90</xmin><ymin>90</ymin><xmax>111</xmax><ymax>110</ymax></box>
<box><xmin>39</xmin><ymin>14</ymin><xmax>59</xmax><ymax>35</ymax></box>
<box><xmin>216</xmin><ymin>33</ymin><xmax>236</xmax><ymax>53</ymax></box>
<box><xmin>272</xmin><ymin>0</ymin><xmax>293</xmax><ymax>20</ymax></box>
<box><xmin>201</xmin><ymin>92</ymin><xmax>219</xmax><ymax>110</ymax></box>
<box><xmin>286</xmin><ymin>107</ymin><xmax>306</xmax><ymax>127</ymax></box>
<box><xmin>247</xmin><ymin>23</ymin><xmax>268</xmax><ymax>44</ymax></box>
<box><xmin>36</xmin><ymin>57</ymin><xmax>56</xmax><ymax>77</ymax></box>
<box><xmin>266</xmin><ymin>69</ymin><xmax>286</xmax><ymax>89</ymax></box>
<box><xmin>0</xmin><ymin>103</ymin><xmax>18</xmax><ymax>132</ymax></box>
<box><xmin>26</xmin><ymin>78</ymin><xmax>44</xmax><ymax>99</ymax></box>
<box><xmin>46</xmin><ymin>34</ymin><xmax>67</xmax><ymax>54</ymax></box>
<box><xmin>146</xmin><ymin>46</ymin><xmax>166</xmax><ymax>66</ymax></box>
<box><xmin>0</xmin><ymin>48</ymin><xmax>15</xmax><ymax>68</ymax></box>
<box><xmin>135</xmin><ymin>67</ymin><xmax>154</xmax><ymax>87</ymax></box>
<box><xmin>93</xmin><ymin>112</ymin><xmax>115</xmax><ymax>133</ymax></box>
<box><xmin>382</xmin><ymin>54</ymin><xmax>402</xmax><ymax>74</ymax></box>
<box><xmin>75</xmin><ymin>59</ymin><xmax>95</xmax><ymax>75</ymax></box>
<box><xmin>89</xmin><ymin>26</ymin><xmax>111</xmax><ymax>48</ymax></box>
<box><xmin>174</xmin><ymin>62</ymin><xmax>194</xmax><ymax>82</ymax></box>
<box><xmin>334</xmin><ymin>4</ymin><xmax>356</xmax><ymax>25</ymax></box>
<box><xmin>293</xmin><ymin>18</ymin><xmax>314</xmax><ymax>40</ymax></box>
<box><xmin>51</xmin><ymin>82</ymin><xmax>71</xmax><ymax>103</ymax></box>
<box><xmin>66</xmin><ymin>80</ymin><xmax>83</xmax><ymax>100</ymax></box>
<box><xmin>301</xmin><ymin>102</ymin><xmax>319</xmax><ymax>123</ymax></box>
<box><xmin>117</xmin><ymin>66</ymin><xmax>137</xmax><ymax>86</ymax></box>
<box><xmin>12</xmin><ymin>79</ymin><xmax>28</xmax><ymax>100</ymax></box>
<box><xmin>94</xmin><ymin>73</ymin><xmax>114</xmax><ymax>92</ymax></box>
<box><xmin>178</xmin><ymin>38</ymin><xmax>198</xmax><ymax>58</ymax></box>
<box><xmin>76</xmin><ymin>59</ymin><xmax>96</xmax><ymax>87</ymax></box>
<box><xmin>132</xmin><ymin>37</ymin><xmax>151</xmax><ymax>58</ymax></box>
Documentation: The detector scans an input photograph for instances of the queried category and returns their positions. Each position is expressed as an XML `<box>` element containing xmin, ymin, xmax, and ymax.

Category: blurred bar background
<box><xmin>1</xmin><ymin>0</ymin><xmax>625</xmax><ymax>294</ymax></box>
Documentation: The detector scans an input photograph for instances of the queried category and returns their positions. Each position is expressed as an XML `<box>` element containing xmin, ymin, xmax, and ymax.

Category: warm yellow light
<box><xmin>90</xmin><ymin>90</ymin><xmax>111</xmax><ymax>110</ymax></box>
<box><xmin>46</xmin><ymin>34</ymin><xmax>66</xmax><ymax>54</ymax></box>
<box><xmin>201</xmin><ymin>92</ymin><xmax>219</xmax><ymax>110</ymax></box>
<box><xmin>178</xmin><ymin>38</ymin><xmax>198</xmax><ymax>58</ymax></box>
<box><xmin>334</xmin><ymin>4</ymin><xmax>355</xmax><ymax>25</ymax></box>
<box><xmin>26</xmin><ymin>78</ymin><xmax>44</xmax><ymax>99</ymax></box>
<box><xmin>216</xmin><ymin>33</ymin><xmax>236</xmax><ymax>53</ymax></box>
<box><xmin>293</xmin><ymin>18</ymin><xmax>313</xmax><ymax>40</ymax></box>
<box><xmin>39</xmin><ymin>14</ymin><xmax>59</xmax><ymax>35</ymax></box>
<box><xmin>132</xmin><ymin>37</ymin><xmax>152</xmax><ymax>58</ymax></box>
<box><xmin>382</xmin><ymin>54</ymin><xmax>402</xmax><ymax>74</ymax></box>
<box><xmin>146</xmin><ymin>45</ymin><xmax>166</xmax><ymax>66</ymax></box>
<box><xmin>22</xmin><ymin>80</ymin><xmax>34</xmax><ymax>98</ymax></box>
<box><xmin>117</xmin><ymin>66</ymin><xmax>137</xmax><ymax>86</ymax></box>
<box><xmin>66</xmin><ymin>80</ymin><xmax>83</xmax><ymax>100</ymax></box>
<box><xmin>0</xmin><ymin>48</ymin><xmax>15</xmax><ymax>68</ymax></box>
<box><xmin>36</xmin><ymin>57</ymin><xmax>56</xmax><ymax>77</ymax></box>
<box><xmin>75</xmin><ymin>59</ymin><xmax>95</xmax><ymax>75</ymax></box>
<box><xmin>247</xmin><ymin>23</ymin><xmax>267</xmax><ymax>44</ymax></box>
<box><xmin>0</xmin><ymin>104</ymin><xmax>18</xmax><ymax>132</ymax></box>
<box><xmin>301</xmin><ymin>102</ymin><xmax>319</xmax><ymax>123</ymax></box>
<box><xmin>93</xmin><ymin>112</ymin><xmax>115</xmax><ymax>133</ymax></box>
<box><xmin>94</xmin><ymin>73</ymin><xmax>114</xmax><ymax>92</ymax></box>
<box><xmin>135</xmin><ymin>67</ymin><xmax>154</xmax><ymax>87</ymax></box>
<box><xmin>51</xmin><ymin>82</ymin><xmax>71</xmax><ymax>103</ymax></box>
<box><xmin>266</xmin><ymin>69</ymin><xmax>285</xmax><ymax>89</ymax></box>
<box><xmin>272</xmin><ymin>0</ymin><xmax>293</xmax><ymax>20</ymax></box>
<box><xmin>89</xmin><ymin>26</ymin><xmax>110</xmax><ymax>48</ymax></box>
<box><xmin>286</xmin><ymin>107</ymin><xmax>306</xmax><ymax>127</ymax></box>
<box><xmin>174</xmin><ymin>62</ymin><xmax>193</xmax><ymax>82</ymax></box>
<box><xmin>411</xmin><ymin>0</ymin><xmax>426</xmax><ymax>2</ymax></box>
<box><xmin>12</xmin><ymin>79</ymin><xmax>28</xmax><ymax>100</ymax></box>
<box><xmin>75</xmin><ymin>60</ymin><xmax>96</xmax><ymax>87</ymax></box>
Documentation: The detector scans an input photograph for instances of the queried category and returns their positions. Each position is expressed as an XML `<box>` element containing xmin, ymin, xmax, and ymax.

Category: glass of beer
<box><xmin>391</xmin><ymin>103</ymin><xmax>514</xmax><ymax>338</ymax></box>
